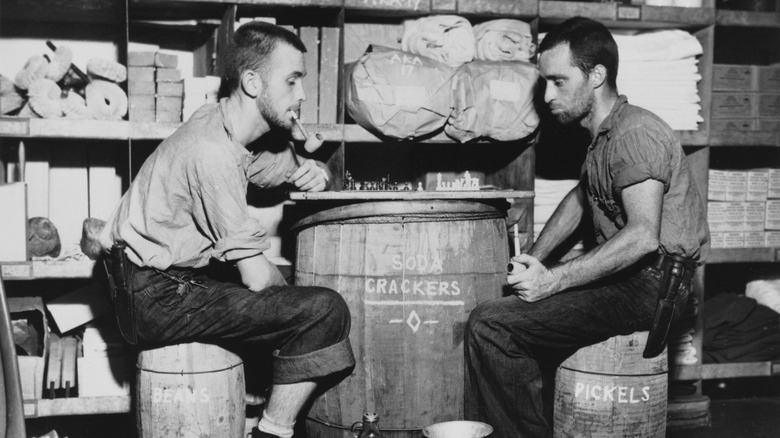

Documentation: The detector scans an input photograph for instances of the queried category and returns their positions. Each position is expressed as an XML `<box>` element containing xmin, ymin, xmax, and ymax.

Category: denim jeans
<box><xmin>127</xmin><ymin>263</ymin><xmax>355</xmax><ymax>384</ymax></box>
<box><xmin>464</xmin><ymin>263</ymin><xmax>664</xmax><ymax>438</ymax></box>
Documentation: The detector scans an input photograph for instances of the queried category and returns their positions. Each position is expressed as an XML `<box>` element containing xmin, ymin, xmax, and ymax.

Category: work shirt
<box><xmin>100</xmin><ymin>99</ymin><xmax>298</xmax><ymax>269</ymax></box>
<box><xmin>584</xmin><ymin>95</ymin><xmax>710</xmax><ymax>261</ymax></box>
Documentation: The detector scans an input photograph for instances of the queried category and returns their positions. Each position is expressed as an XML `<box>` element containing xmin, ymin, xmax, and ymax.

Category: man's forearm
<box><xmin>551</xmin><ymin>222</ymin><xmax>658</xmax><ymax>291</ymax></box>
<box><xmin>529</xmin><ymin>186</ymin><xmax>585</xmax><ymax>261</ymax></box>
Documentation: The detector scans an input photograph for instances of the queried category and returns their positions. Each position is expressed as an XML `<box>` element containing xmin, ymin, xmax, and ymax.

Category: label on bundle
<box><xmin>490</xmin><ymin>80</ymin><xmax>522</xmax><ymax>102</ymax></box>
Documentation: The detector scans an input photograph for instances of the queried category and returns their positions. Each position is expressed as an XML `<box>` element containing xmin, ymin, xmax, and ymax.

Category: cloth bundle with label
<box><xmin>445</xmin><ymin>60</ymin><xmax>540</xmax><ymax>142</ymax></box>
<box><xmin>401</xmin><ymin>15</ymin><xmax>475</xmax><ymax>68</ymax></box>
<box><xmin>346</xmin><ymin>45</ymin><xmax>457</xmax><ymax>140</ymax></box>
<box><xmin>473</xmin><ymin>19</ymin><xmax>536</xmax><ymax>63</ymax></box>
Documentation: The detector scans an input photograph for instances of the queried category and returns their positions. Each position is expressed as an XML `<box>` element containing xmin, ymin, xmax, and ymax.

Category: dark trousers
<box><xmin>464</xmin><ymin>264</ymin><xmax>663</xmax><ymax>438</ymax></box>
<box><xmin>127</xmin><ymin>263</ymin><xmax>355</xmax><ymax>384</ymax></box>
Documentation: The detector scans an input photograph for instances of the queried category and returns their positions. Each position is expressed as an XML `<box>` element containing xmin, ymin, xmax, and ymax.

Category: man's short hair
<box><xmin>221</xmin><ymin>21</ymin><xmax>307</xmax><ymax>95</ymax></box>
<box><xmin>538</xmin><ymin>17</ymin><xmax>618</xmax><ymax>90</ymax></box>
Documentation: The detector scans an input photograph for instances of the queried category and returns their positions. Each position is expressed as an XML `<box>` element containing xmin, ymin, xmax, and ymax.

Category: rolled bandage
<box><xmin>46</xmin><ymin>45</ymin><xmax>74</xmax><ymax>82</ymax></box>
<box><xmin>62</xmin><ymin>90</ymin><xmax>94</xmax><ymax>119</ymax></box>
<box><xmin>87</xmin><ymin>58</ymin><xmax>128</xmax><ymax>83</ymax></box>
<box><xmin>401</xmin><ymin>15</ymin><xmax>475</xmax><ymax>68</ymax></box>
<box><xmin>474</xmin><ymin>19</ymin><xmax>535</xmax><ymax>63</ymax></box>
<box><xmin>15</xmin><ymin>55</ymin><xmax>50</xmax><ymax>90</ymax></box>
<box><xmin>507</xmin><ymin>261</ymin><xmax>526</xmax><ymax>274</ymax></box>
<box><xmin>27</xmin><ymin>78</ymin><xmax>64</xmax><ymax>118</ymax></box>
<box><xmin>86</xmin><ymin>79</ymin><xmax>128</xmax><ymax>120</ymax></box>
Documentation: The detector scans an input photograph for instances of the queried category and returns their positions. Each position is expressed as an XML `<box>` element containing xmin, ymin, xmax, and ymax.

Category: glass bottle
<box><xmin>351</xmin><ymin>412</ymin><xmax>384</xmax><ymax>438</ymax></box>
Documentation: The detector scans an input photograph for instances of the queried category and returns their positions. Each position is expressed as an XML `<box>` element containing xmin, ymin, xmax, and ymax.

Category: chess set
<box><xmin>342</xmin><ymin>171</ymin><xmax>481</xmax><ymax>192</ymax></box>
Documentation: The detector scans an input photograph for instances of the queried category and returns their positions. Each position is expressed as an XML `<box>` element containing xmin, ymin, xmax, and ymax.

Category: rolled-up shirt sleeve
<box><xmin>194</xmin><ymin>148</ymin><xmax>270</xmax><ymax>262</ymax></box>
<box><xmin>611</xmin><ymin>126</ymin><xmax>673</xmax><ymax>196</ymax></box>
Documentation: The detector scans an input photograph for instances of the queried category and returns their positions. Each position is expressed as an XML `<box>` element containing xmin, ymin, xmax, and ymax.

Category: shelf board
<box><xmin>707</xmin><ymin>247</ymin><xmax>779</xmax><ymax>264</ymax></box>
<box><xmin>701</xmin><ymin>361</ymin><xmax>779</xmax><ymax>380</ymax></box>
<box><xmin>716</xmin><ymin>9</ymin><xmax>780</xmax><ymax>28</ymax></box>
<box><xmin>0</xmin><ymin>118</ymin><xmax>129</xmax><ymax>140</ymax></box>
<box><xmin>1</xmin><ymin>260</ymin><xmax>97</xmax><ymax>280</ymax></box>
<box><xmin>708</xmin><ymin>130</ymin><xmax>780</xmax><ymax>147</ymax></box>
<box><xmin>671</xmin><ymin>363</ymin><xmax>701</xmax><ymax>381</ymax></box>
<box><xmin>24</xmin><ymin>395</ymin><xmax>131</xmax><ymax>418</ymax></box>
<box><xmin>289</xmin><ymin>189</ymin><xmax>534</xmax><ymax>201</ymax></box>
<box><xmin>540</xmin><ymin>2</ymin><xmax>715</xmax><ymax>27</ymax></box>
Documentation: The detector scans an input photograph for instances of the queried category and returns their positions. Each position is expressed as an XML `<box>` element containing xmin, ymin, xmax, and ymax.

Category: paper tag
<box><xmin>490</xmin><ymin>80</ymin><xmax>522</xmax><ymax>102</ymax></box>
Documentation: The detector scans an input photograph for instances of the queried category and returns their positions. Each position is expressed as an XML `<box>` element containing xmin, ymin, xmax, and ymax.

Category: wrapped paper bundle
<box><xmin>401</xmin><ymin>15</ymin><xmax>475</xmax><ymax>68</ymax></box>
<box><xmin>346</xmin><ymin>45</ymin><xmax>456</xmax><ymax>140</ymax></box>
<box><xmin>474</xmin><ymin>19</ymin><xmax>536</xmax><ymax>63</ymax></box>
<box><xmin>445</xmin><ymin>60</ymin><xmax>540</xmax><ymax>142</ymax></box>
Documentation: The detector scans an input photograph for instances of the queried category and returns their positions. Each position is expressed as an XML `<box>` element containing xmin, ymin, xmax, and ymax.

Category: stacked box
<box><xmin>127</xmin><ymin>51</ymin><xmax>184</xmax><ymax>122</ymax></box>
<box><xmin>710</xmin><ymin>64</ymin><xmax>780</xmax><ymax>130</ymax></box>
<box><xmin>182</xmin><ymin>75</ymin><xmax>220</xmax><ymax>122</ymax></box>
<box><xmin>154</xmin><ymin>52</ymin><xmax>183</xmax><ymax>123</ymax></box>
<box><xmin>127</xmin><ymin>51</ymin><xmax>157</xmax><ymax>122</ymax></box>
<box><xmin>708</xmin><ymin>168</ymin><xmax>780</xmax><ymax>248</ymax></box>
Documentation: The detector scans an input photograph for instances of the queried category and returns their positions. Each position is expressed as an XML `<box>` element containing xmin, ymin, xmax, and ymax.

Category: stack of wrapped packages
<box><xmin>346</xmin><ymin>15</ymin><xmax>539</xmax><ymax>142</ymax></box>
<box><xmin>613</xmin><ymin>30</ymin><xmax>704</xmax><ymax>131</ymax></box>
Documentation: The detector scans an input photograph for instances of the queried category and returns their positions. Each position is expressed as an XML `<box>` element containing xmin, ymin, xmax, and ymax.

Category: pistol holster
<box><xmin>643</xmin><ymin>253</ymin><xmax>696</xmax><ymax>359</ymax></box>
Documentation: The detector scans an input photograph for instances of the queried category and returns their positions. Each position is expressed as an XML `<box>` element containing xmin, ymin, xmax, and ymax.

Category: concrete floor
<box><xmin>26</xmin><ymin>397</ymin><xmax>780</xmax><ymax>437</ymax></box>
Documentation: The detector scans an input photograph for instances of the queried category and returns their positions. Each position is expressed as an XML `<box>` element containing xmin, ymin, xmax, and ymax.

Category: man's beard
<box><xmin>258</xmin><ymin>89</ymin><xmax>290</xmax><ymax>132</ymax></box>
<box><xmin>554</xmin><ymin>87</ymin><xmax>593</xmax><ymax>126</ymax></box>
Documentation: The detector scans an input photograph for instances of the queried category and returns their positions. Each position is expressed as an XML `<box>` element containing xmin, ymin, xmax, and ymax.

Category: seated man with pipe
<box><xmin>464</xmin><ymin>17</ymin><xmax>709</xmax><ymax>438</ymax></box>
<box><xmin>100</xmin><ymin>22</ymin><xmax>354</xmax><ymax>438</ymax></box>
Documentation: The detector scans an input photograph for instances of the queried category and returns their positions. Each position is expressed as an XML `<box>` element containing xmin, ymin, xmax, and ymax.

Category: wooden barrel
<box><xmin>294</xmin><ymin>200</ymin><xmax>509</xmax><ymax>438</ymax></box>
<box><xmin>136</xmin><ymin>342</ymin><xmax>246</xmax><ymax>438</ymax></box>
<box><xmin>554</xmin><ymin>332</ymin><xmax>668</xmax><ymax>438</ymax></box>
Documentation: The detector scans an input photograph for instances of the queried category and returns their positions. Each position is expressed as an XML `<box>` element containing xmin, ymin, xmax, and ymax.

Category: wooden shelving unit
<box><xmin>3</xmin><ymin>0</ymin><xmax>779</xmax><ymax>423</ymax></box>
<box><xmin>24</xmin><ymin>395</ymin><xmax>131</xmax><ymax>418</ymax></box>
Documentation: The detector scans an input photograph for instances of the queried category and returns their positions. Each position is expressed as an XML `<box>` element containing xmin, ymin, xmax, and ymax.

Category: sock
<box><xmin>256</xmin><ymin>410</ymin><xmax>295</xmax><ymax>438</ymax></box>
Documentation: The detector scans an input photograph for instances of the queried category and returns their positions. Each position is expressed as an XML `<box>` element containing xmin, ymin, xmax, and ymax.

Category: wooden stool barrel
<box><xmin>554</xmin><ymin>332</ymin><xmax>668</xmax><ymax>438</ymax></box>
<box><xmin>136</xmin><ymin>342</ymin><xmax>246</xmax><ymax>438</ymax></box>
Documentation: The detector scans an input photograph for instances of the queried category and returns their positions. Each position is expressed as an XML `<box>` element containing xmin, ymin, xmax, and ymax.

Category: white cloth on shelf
<box><xmin>746</xmin><ymin>279</ymin><xmax>780</xmax><ymax>315</ymax></box>
<box><xmin>401</xmin><ymin>15</ymin><xmax>475</xmax><ymax>68</ymax></box>
<box><xmin>473</xmin><ymin>19</ymin><xmax>535</xmax><ymax>63</ymax></box>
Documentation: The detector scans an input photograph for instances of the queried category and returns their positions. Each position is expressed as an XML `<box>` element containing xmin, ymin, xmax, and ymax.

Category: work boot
<box><xmin>251</xmin><ymin>427</ymin><xmax>280</xmax><ymax>438</ymax></box>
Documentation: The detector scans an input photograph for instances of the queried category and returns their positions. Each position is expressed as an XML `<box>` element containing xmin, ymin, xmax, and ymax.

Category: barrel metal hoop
<box><xmin>319</xmin><ymin>211</ymin><xmax>504</xmax><ymax>225</ymax></box>
<box><xmin>138</xmin><ymin>362</ymin><xmax>243</xmax><ymax>375</ymax></box>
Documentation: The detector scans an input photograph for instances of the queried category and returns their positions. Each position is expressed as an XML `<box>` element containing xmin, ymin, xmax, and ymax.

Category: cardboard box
<box><xmin>711</xmin><ymin>92</ymin><xmax>756</xmax><ymax>119</ymax></box>
<box><xmin>747</xmin><ymin>169</ymin><xmax>769</xmax><ymax>201</ymax></box>
<box><xmin>710</xmin><ymin>232</ymin><xmax>726</xmax><ymax>249</ymax></box>
<box><xmin>77</xmin><ymin>355</ymin><xmax>131</xmax><ymax>397</ymax></box>
<box><xmin>723</xmin><ymin>231</ymin><xmax>745</xmax><ymax>248</ymax></box>
<box><xmin>156</xmin><ymin>81</ymin><xmax>184</xmax><ymax>97</ymax></box>
<box><xmin>757</xmin><ymin>65</ymin><xmax>780</xmax><ymax>93</ymax></box>
<box><xmin>745</xmin><ymin>231</ymin><xmax>766</xmax><ymax>248</ymax></box>
<box><xmin>726</xmin><ymin>171</ymin><xmax>747</xmax><ymax>202</ymax></box>
<box><xmin>766</xmin><ymin>231</ymin><xmax>780</xmax><ymax>247</ymax></box>
<box><xmin>0</xmin><ymin>183</ymin><xmax>27</xmax><ymax>262</ymax></box>
<box><xmin>766</xmin><ymin>200</ymin><xmax>780</xmax><ymax>230</ymax></box>
<box><xmin>744</xmin><ymin>201</ymin><xmax>766</xmax><ymax>231</ymax></box>
<box><xmin>10</xmin><ymin>297</ymin><xmax>48</xmax><ymax>400</ymax></box>
<box><xmin>769</xmin><ymin>169</ymin><xmax>780</xmax><ymax>199</ymax></box>
<box><xmin>712</xmin><ymin>64</ymin><xmax>757</xmax><ymax>91</ymax></box>
<box><xmin>154</xmin><ymin>52</ymin><xmax>178</xmax><ymax>69</ymax></box>
<box><xmin>710</xmin><ymin>118</ymin><xmax>756</xmax><ymax>131</ymax></box>
<box><xmin>757</xmin><ymin>93</ymin><xmax>780</xmax><ymax>118</ymax></box>
<box><xmin>758</xmin><ymin>119</ymin><xmax>780</xmax><ymax>131</ymax></box>
<box><xmin>156</xmin><ymin>96</ymin><xmax>182</xmax><ymax>113</ymax></box>
<box><xmin>708</xmin><ymin>169</ymin><xmax>729</xmax><ymax>201</ymax></box>
<box><xmin>128</xmin><ymin>80</ymin><xmax>156</xmax><ymax>95</ymax></box>
<box><xmin>128</xmin><ymin>51</ymin><xmax>156</xmax><ymax>67</ymax></box>
<box><xmin>155</xmin><ymin>68</ymin><xmax>181</xmax><ymax>83</ymax></box>
<box><xmin>128</xmin><ymin>66</ymin><xmax>155</xmax><ymax>82</ymax></box>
